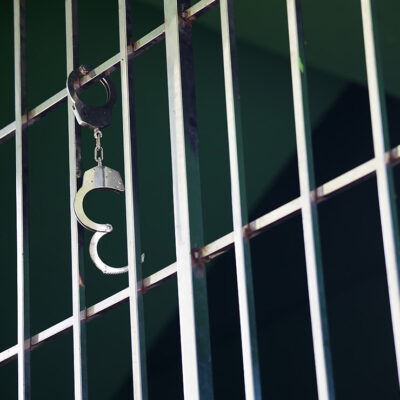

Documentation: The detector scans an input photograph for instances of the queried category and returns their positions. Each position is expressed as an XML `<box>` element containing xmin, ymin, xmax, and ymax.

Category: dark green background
<box><xmin>1</xmin><ymin>0</ymin><xmax>400</xmax><ymax>398</ymax></box>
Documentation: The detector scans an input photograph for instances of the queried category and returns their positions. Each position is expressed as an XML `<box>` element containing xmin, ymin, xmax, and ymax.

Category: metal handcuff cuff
<box><xmin>67</xmin><ymin>65</ymin><xmax>128</xmax><ymax>275</ymax></box>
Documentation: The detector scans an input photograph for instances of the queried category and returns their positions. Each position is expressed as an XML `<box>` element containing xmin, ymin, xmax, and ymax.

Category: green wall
<box><xmin>1</xmin><ymin>0</ymin><xmax>400</xmax><ymax>398</ymax></box>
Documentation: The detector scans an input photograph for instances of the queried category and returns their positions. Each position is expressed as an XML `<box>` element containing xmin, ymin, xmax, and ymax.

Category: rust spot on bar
<box><xmin>191</xmin><ymin>248</ymin><xmax>207</xmax><ymax>275</ymax></box>
<box><xmin>388</xmin><ymin>146</ymin><xmax>400</xmax><ymax>165</ymax></box>
<box><xmin>194</xmin><ymin>263</ymin><xmax>205</xmax><ymax>277</ymax></box>
<box><xmin>243</xmin><ymin>224</ymin><xmax>253</xmax><ymax>241</ymax></box>
<box><xmin>311</xmin><ymin>188</ymin><xmax>319</xmax><ymax>203</ymax></box>
<box><xmin>182</xmin><ymin>11</ymin><xmax>196</xmax><ymax>23</ymax></box>
<box><xmin>180</xmin><ymin>13</ymin><xmax>192</xmax><ymax>25</ymax></box>
<box><xmin>139</xmin><ymin>280</ymin><xmax>148</xmax><ymax>295</ymax></box>
<box><xmin>191</xmin><ymin>248</ymin><xmax>201</xmax><ymax>264</ymax></box>
<box><xmin>79</xmin><ymin>273</ymin><xmax>85</xmax><ymax>288</ymax></box>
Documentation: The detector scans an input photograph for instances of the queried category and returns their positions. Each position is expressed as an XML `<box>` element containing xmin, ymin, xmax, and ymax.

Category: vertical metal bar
<box><xmin>164</xmin><ymin>0</ymin><xmax>214</xmax><ymax>398</ymax></box>
<box><xmin>360</xmin><ymin>0</ymin><xmax>400</xmax><ymax>385</ymax></box>
<box><xmin>14</xmin><ymin>0</ymin><xmax>30</xmax><ymax>398</ymax></box>
<box><xmin>65</xmin><ymin>1</ymin><xmax>88</xmax><ymax>399</ymax></box>
<box><xmin>219</xmin><ymin>1</ymin><xmax>261</xmax><ymax>399</ymax></box>
<box><xmin>118</xmin><ymin>1</ymin><xmax>148</xmax><ymax>399</ymax></box>
<box><xmin>286</xmin><ymin>1</ymin><xmax>335</xmax><ymax>399</ymax></box>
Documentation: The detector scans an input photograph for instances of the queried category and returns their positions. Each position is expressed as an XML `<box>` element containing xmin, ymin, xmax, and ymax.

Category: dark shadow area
<box><xmin>113</xmin><ymin>84</ymin><xmax>400</xmax><ymax>399</ymax></box>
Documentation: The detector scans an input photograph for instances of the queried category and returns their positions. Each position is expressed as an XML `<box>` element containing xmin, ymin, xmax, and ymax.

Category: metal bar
<box><xmin>360</xmin><ymin>0</ymin><xmax>400</xmax><ymax>385</ymax></box>
<box><xmin>133</xmin><ymin>25</ymin><xmax>165</xmax><ymax>57</ymax></box>
<box><xmin>3</xmin><ymin>140</ymin><xmax>400</xmax><ymax>369</ymax></box>
<box><xmin>0</xmin><ymin>345</ymin><xmax>18</xmax><ymax>364</ymax></box>
<box><xmin>118</xmin><ymin>0</ymin><xmax>148</xmax><ymax>398</ymax></box>
<box><xmin>0</xmin><ymin>121</ymin><xmax>16</xmax><ymax>143</ymax></box>
<box><xmin>183</xmin><ymin>0</ymin><xmax>218</xmax><ymax>20</ymax></box>
<box><xmin>164</xmin><ymin>0</ymin><xmax>213</xmax><ymax>398</ymax></box>
<box><xmin>0</xmin><ymin>0</ymin><xmax>218</xmax><ymax>144</ymax></box>
<box><xmin>219</xmin><ymin>0</ymin><xmax>261</xmax><ymax>398</ymax></box>
<box><xmin>65</xmin><ymin>1</ymin><xmax>88</xmax><ymax>399</ymax></box>
<box><xmin>0</xmin><ymin>263</ymin><xmax>178</xmax><ymax>366</ymax></box>
<box><xmin>14</xmin><ymin>0</ymin><xmax>30</xmax><ymax>398</ymax></box>
<box><xmin>286</xmin><ymin>1</ymin><xmax>335</xmax><ymax>399</ymax></box>
<box><xmin>2</xmin><ymin>138</ymin><xmax>400</xmax><ymax>367</ymax></box>
<box><xmin>0</xmin><ymin>89</ymin><xmax>67</xmax><ymax>144</ymax></box>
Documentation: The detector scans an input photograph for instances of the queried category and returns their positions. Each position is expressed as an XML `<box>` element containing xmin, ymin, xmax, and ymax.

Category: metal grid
<box><xmin>3</xmin><ymin>0</ymin><xmax>400</xmax><ymax>399</ymax></box>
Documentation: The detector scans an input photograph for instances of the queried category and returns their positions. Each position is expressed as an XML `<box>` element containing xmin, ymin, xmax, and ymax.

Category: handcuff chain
<box><xmin>94</xmin><ymin>128</ymin><xmax>104</xmax><ymax>166</ymax></box>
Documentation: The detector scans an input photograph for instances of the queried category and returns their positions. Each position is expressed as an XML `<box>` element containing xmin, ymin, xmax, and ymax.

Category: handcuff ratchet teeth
<box><xmin>67</xmin><ymin>65</ymin><xmax>129</xmax><ymax>275</ymax></box>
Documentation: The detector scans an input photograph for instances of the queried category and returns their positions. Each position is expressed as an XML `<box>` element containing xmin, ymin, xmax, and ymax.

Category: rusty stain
<box><xmin>192</xmin><ymin>248</ymin><xmax>216</xmax><ymax>265</ymax></box>
<box><xmin>139</xmin><ymin>280</ymin><xmax>148</xmax><ymax>295</ymax></box>
<box><xmin>243</xmin><ymin>224</ymin><xmax>253</xmax><ymax>241</ymax></box>
<box><xmin>311</xmin><ymin>188</ymin><xmax>319</xmax><ymax>203</ymax></box>
<box><xmin>191</xmin><ymin>248</ymin><xmax>201</xmax><ymax>264</ymax></box>
<box><xmin>79</xmin><ymin>273</ymin><xmax>85</xmax><ymax>288</ymax></box>
<box><xmin>387</xmin><ymin>147</ymin><xmax>397</xmax><ymax>165</ymax></box>
<box><xmin>191</xmin><ymin>248</ymin><xmax>207</xmax><ymax>276</ymax></box>
<box><xmin>181</xmin><ymin>11</ymin><xmax>195</xmax><ymax>24</ymax></box>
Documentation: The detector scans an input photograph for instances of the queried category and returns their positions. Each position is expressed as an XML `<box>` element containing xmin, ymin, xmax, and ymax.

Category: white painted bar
<box><xmin>360</xmin><ymin>0</ymin><xmax>400</xmax><ymax>386</ymax></box>
<box><xmin>219</xmin><ymin>0</ymin><xmax>261</xmax><ymax>398</ymax></box>
<box><xmin>65</xmin><ymin>0</ymin><xmax>86</xmax><ymax>398</ymax></box>
<box><xmin>118</xmin><ymin>0</ymin><xmax>148</xmax><ymax>398</ymax></box>
<box><xmin>286</xmin><ymin>0</ymin><xmax>335</xmax><ymax>398</ymax></box>
<box><xmin>14</xmin><ymin>0</ymin><xmax>30</xmax><ymax>398</ymax></box>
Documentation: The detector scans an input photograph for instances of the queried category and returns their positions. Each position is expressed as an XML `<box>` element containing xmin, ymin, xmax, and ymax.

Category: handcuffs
<box><xmin>67</xmin><ymin>65</ymin><xmax>128</xmax><ymax>275</ymax></box>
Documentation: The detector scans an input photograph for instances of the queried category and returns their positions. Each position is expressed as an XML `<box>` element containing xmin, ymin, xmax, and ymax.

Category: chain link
<box><xmin>94</xmin><ymin>128</ymin><xmax>104</xmax><ymax>166</ymax></box>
